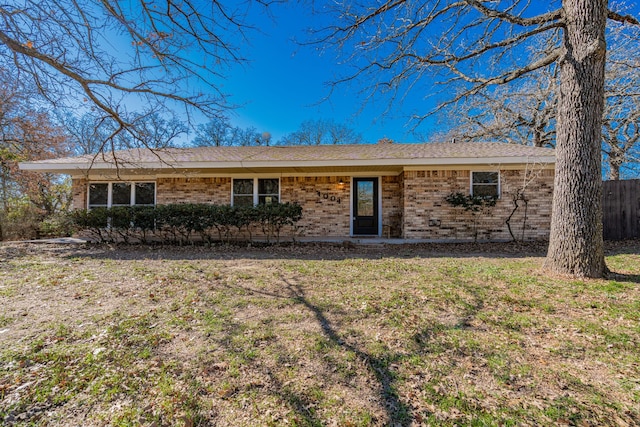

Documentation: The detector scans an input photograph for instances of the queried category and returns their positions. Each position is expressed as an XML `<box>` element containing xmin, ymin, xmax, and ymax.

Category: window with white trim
<box><xmin>88</xmin><ymin>183</ymin><xmax>109</xmax><ymax>208</ymax></box>
<box><xmin>88</xmin><ymin>182</ymin><xmax>156</xmax><ymax>209</ymax></box>
<box><xmin>471</xmin><ymin>172</ymin><xmax>499</xmax><ymax>198</ymax></box>
<box><xmin>232</xmin><ymin>178</ymin><xmax>279</xmax><ymax>206</ymax></box>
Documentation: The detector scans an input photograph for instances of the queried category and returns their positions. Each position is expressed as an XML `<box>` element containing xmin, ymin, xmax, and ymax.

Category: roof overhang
<box><xmin>19</xmin><ymin>155</ymin><xmax>556</xmax><ymax>175</ymax></box>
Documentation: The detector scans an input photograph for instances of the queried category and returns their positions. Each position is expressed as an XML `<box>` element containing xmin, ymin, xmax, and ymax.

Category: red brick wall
<box><xmin>402</xmin><ymin>169</ymin><xmax>554</xmax><ymax>241</ymax></box>
<box><xmin>382</xmin><ymin>175</ymin><xmax>403</xmax><ymax>237</ymax></box>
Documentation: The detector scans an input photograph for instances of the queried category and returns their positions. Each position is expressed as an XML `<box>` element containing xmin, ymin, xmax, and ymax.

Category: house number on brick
<box><xmin>316</xmin><ymin>191</ymin><xmax>341</xmax><ymax>204</ymax></box>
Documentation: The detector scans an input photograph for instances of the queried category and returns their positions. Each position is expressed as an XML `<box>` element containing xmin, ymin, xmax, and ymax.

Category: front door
<box><xmin>353</xmin><ymin>177</ymin><xmax>379</xmax><ymax>235</ymax></box>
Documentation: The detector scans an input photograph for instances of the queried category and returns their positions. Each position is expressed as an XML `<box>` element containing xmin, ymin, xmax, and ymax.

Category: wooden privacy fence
<box><xmin>602</xmin><ymin>179</ymin><xmax>640</xmax><ymax>240</ymax></box>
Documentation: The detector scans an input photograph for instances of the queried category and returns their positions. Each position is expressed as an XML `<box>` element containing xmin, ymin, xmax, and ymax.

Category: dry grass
<box><xmin>0</xmin><ymin>241</ymin><xmax>639</xmax><ymax>426</ymax></box>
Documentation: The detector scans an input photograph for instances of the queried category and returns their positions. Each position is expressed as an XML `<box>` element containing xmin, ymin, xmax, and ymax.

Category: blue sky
<box><xmin>220</xmin><ymin>2</ymin><xmax>438</xmax><ymax>144</ymax></box>
<box><xmin>205</xmin><ymin>0</ymin><xmax>639</xmax><ymax>153</ymax></box>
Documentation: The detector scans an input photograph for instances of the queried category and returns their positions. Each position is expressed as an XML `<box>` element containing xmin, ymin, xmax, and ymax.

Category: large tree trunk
<box><xmin>545</xmin><ymin>0</ymin><xmax>608</xmax><ymax>278</ymax></box>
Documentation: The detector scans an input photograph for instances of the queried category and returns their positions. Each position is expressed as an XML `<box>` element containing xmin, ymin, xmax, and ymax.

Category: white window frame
<box><xmin>470</xmin><ymin>171</ymin><xmax>500</xmax><ymax>198</ymax></box>
<box><xmin>231</xmin><ymin>177</ymin><xmax>280</xmax><ymax>206</ymax></box>
<box><xmin>87</xmin><ymin>182</ymin><xmax>156</xmax><ymax>209</ymax></box>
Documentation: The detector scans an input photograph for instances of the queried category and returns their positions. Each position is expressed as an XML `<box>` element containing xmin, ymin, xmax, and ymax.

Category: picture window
<box><xmin>88</xmin><ymin>182</ymin><xmax>156</xmax><ymax>209</ymax></box>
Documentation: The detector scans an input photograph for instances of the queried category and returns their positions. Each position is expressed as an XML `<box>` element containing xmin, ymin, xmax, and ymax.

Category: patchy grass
<box><xmin>0</xmin><ymin>241</ymin><xmax>639</xmax><ymax>426</ymax></box>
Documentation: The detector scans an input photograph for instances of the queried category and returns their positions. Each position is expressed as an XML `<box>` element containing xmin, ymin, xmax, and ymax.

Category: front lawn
<box><xmin>1</xmin><ymin>242</ymin><xmax>638</xmax><ymax>426</ymax></box>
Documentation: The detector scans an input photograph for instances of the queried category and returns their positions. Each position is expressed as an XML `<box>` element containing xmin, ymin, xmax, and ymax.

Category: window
<box><xmin>471</xmin><ymin>172</ymin><xmax>499</xmax><ymax>198</ymax></box>
<box><xmin>88</xmin><ymin>183</ymin><xmax>108</xmax><ymax>208</ymax></box>
<box><xmin>232</xmin><ymin>178</ymin><xmax>279</xmax><ymax>206</ymax></box>
<box><xmin>233</xmin><ymin>179</ymin><xmax>254</xmax><ymax>207</ymax></box>
<box><xmin>112</xmin><ymin>183</ymin><xmax>132</xmax><ymax>206</ymax></box>
<box><xmin>258</xmin><ymin>178</ymin><xmax>279</xmax><ymax>205</ymax></box>
<box><xmin>135</xmin><ymin>183</ymin><xmax>156</xmax><ymax>205</ymax></box>
<box><xmin>88</xmin><ymin>182</ymin><xmax>156</xmax><ymax>209</ymax></box>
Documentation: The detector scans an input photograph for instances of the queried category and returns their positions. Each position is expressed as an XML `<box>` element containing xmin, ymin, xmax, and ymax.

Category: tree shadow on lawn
<box><xmin>217</xmin><ymin>275</ymin><xmax>413</xmax><ymax>425</ymax></box>
<box><xmin>205</xmin><ymin>314</ymin><xmax>329</xmax><ymax>426</ymax></box>
<box><xmin>280</xmin><ymin>275</ymin><xmax>413</xmax><ymax>424</ymax></box>
<box><xmin>54</xmin><ymin>240</ymin><xmax>558</xmax><ymax>262</ymax></box>
<box><xmin>605</xmin><ymin>271</ymin><xmax>640</xmax><ymax>284</ymax></box>
<box><xmin>210</xmin><ymin>274</ymin><xmax>487</xmax><ymax>425</ymax></box>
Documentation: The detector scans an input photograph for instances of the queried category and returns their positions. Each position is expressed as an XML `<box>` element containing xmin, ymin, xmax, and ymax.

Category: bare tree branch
<box><xmin>316</xmin><ymin>0</ymin><xmax>640</xmax><ymax>276</ymax></box>
<box><xmin>441</xmin><ymin>22</ymin><xmax>640</xmax><ymax>180</ymax></box>
<box><xmin>608</xmin><ymin>10</ymin><xmax>640</xmax><ymax>25</ymax></box>
<box><xmin>0</xmin><ymin>0</ymin><xmax>268</xmax><ymax>154</ymax></box>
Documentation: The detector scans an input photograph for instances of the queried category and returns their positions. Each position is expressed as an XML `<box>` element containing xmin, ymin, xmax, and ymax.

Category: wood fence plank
<box><xmin>602</xmin><ymin>179</ymin><xmax>640</xmax><ymax>240</ymax></box>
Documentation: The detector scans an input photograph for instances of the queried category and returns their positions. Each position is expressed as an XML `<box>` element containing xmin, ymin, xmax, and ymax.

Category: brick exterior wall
<box><xmin>72</xmin><ymin>178</ymin><xmax>88</xmax><ymax>209</ymax></box>
<box><xmin>156</xmin><ymin>177</ymin><xmax>231</xmax><ymax>205</ymax></box>
<box><xmin>381</xmin><ymin>175</ymin><xmax>403</xmax><ymax>237</ymax></box>
<box><xmin>280</xmin><ymin>176</ymin><xmax>351</xmax><ymax>237</ymax></box>
<box><xmin>402</xmin><ymin>169</ymin><xmax>554</xmax><ymax>241</ymax></box>
<box><xmin>72</xmin><ymin>167</ymin><xmax>554</xmax><ymax>241</ymax></box>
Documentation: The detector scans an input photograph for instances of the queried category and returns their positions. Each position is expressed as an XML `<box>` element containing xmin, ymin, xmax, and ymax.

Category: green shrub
<box><xmin>444</xmin><ymin>192</ymin><xmax>497</xmax><ymax>212</ymax></box>
<box><xmin>256</xmin><ymin>202</ymin><xmax>303</xmax><ymax>242</ymax></box>
<box><xmin>0</xmin><ymin>201</ymin><xmax>43</xmax><ymax>241</ymax></box>
<box><xmin>211</xmin><ymin>204</ymin><xmax>234</xmax><ymax>242</ymax></box>
<box><xmin>39</xmin><ymin>213</ymin><xmax>75</xmax><ymax>238</ymax></box>
<box><xmin>229</xmin><ymin>206</ymin><xmax>258</xmax><ymax>241</ymax></box>
<box><xmin>130</xmin><ymin>206</ymin><xmax>157</xmax><ymax>243</ymax></box>
<box><xmin>70</xmin><ymin>208</ymin><xmax>110</xmax><ymax>242</ymax></box>
<box><xmin>69</xmin><ymin>202</ymin><xmax>303</xmax><ymax>245</ymax></box>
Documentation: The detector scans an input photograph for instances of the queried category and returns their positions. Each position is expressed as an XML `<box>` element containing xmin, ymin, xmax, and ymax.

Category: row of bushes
<box><xmin>70</xmin><ymin>202</ymin><xmax>303</xmax><ymax>244</ymax></box>
<box><xmin>1</xmin><ymin>203</ymin><xmax>74</xmax><ymax>242</ymax></box>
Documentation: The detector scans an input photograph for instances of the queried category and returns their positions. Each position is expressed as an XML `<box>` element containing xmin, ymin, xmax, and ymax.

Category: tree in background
<box><xmin>192</xmin><ymin>116</ymin><xmax>272</xmax><ymax>147</ymax></box>
<box><xmin>320</xmin><ymin>1</ymin><xmax>639</xmax><ymax>277</ymax></box>
<box><xmin>193</xmin><ymin>117</ymin><xmax>234</xmax><ymax>147</ymax></box>
<box><xmin>278</xmin><ymin>118</ymin><xmax>366</xmax><ymax>145</ymax></box>
<box><xmin>125</xmin><ymin>114</ymin><xmax>188</xmax><ymax>150</ymax></box>
<box><xmin>61</xmin><ymin>112</ymin><xmax>188</xmax><ymax>156</ymax></box>
<box><xmin>58</xmin><ymin>113</ymin><xmax>113</xmax><ymax>156</ymax></box>
<box><xmin>0</xmin><ymin>0</ymin><xmax>267</xmax><ymax>156</ymax></box>
<box><xmin>435</xmin><ymin>65</ymin><xmax>558</xmax><ymax>149</ymax></box>
<box><xmin>602</xmin><ymin>25</ymin><xmax>640</xmax><ymax>180</ymax></box>
<box><xmin>438</xmin><ymin>23</ymin><xmax>640</xmax><ymax>180</ymax></box>
<box><xmin>0</xmin><ymin>70</ymin><xmax>71</xmax><ymax>239</ymax></box>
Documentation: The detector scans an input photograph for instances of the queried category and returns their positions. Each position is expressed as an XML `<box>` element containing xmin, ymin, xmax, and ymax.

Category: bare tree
<box><xmin>441</xmin><ymin>65</ymin><xmax>558</xmax><ymax>148</ymax></box>
<box><xmin>129</xmin><ymin>113</ymin><xmax>188</xmax><ymax>149</ymax></box>
<box><xmin>193</xmin><ymin>116</ymin><xmax>233</xmax><ymax>147</ymax></box>
<box><xmin>278</xmin><ymin>118</ymin><xmax>366</xmax><ymax>145</ymax></box>
<box><xmin>191</xmin><ymin>117</ymin><xmax>271</xmax><ymax>147</ymax></box>
<box><xmin>61</xmin><ymin>111</ymin><xmax>187</xmax><ymax>154</ymax></box>
<box><xmin>58</xmin><ymin>113</ymin><xmax>112</xmax><ymax>156</ymax></box>
<box><xmin>602</xmin><ymin>24</ymin><xmax>640</xmax><ymax>180</ymax></box>
<box><xmin>319</xmin><ymin>1</ymin><xmax>639</xmax><ymax>277</ymax></box>
<box><xmin>442</xmin><ymin>23</ymin><xmax>640</xmax><ymax>180</ymax></box>
<box><xmin>0</xmin><ymin>0</ymin><xmax>267</xmax><ymax>155</ymax></box>
<box><xmin>229</xmin><ymin>126</ymin><xmax>265</xmax><ymax>146</ymax></box>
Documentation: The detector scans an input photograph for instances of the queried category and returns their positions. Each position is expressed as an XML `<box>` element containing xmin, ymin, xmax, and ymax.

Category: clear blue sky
<box><xmin>220</xmin><ymin>2</ymin><xmax>438</xmax><ymax>144</ymax></box>
<box><xmin>212</xmin><ymin>1</ymin><xmax>639</xmax><ymax>149</ymax></box>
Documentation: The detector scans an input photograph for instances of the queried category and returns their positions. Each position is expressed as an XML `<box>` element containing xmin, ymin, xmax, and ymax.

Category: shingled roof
<box><xmin>20</xmin><ymin>142</ymin><xmax>555</xmax><ymax>174</ymax></box>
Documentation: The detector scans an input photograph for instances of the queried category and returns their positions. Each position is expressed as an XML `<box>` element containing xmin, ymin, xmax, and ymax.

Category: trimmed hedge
<box><xmin>70</xmin><ymin>202</ymin><xmax>303</xmax><ymax>244</ymax></box>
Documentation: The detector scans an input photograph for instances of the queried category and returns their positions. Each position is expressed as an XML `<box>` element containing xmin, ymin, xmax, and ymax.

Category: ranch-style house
<box><xmin>20</xmin><ymin>142</ymin><xmax>556</xmax><ymax>242</ymax></box>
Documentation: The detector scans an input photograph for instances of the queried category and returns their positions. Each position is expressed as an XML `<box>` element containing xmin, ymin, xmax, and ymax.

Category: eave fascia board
<box><xmin>20</xmin><ymin>155</ymin><xmax>556</xmax><ymax>173</ymax></box>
